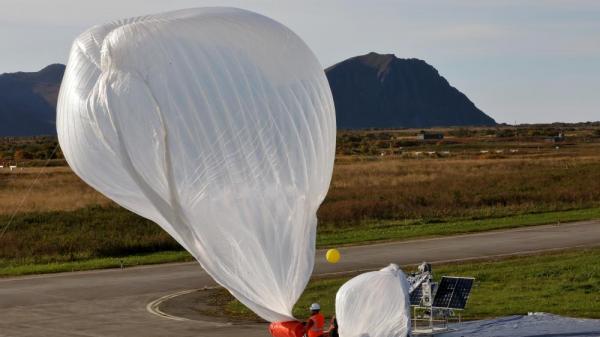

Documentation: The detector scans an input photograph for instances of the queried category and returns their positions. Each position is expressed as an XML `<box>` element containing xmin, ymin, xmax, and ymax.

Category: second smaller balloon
<box><xmin>326</xmin><ymin>249</ymin><xmax>341</xmax><ymax>264</ymax></box>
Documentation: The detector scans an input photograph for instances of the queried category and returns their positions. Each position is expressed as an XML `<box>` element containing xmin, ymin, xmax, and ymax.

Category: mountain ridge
<box><xmin>0</xmin><ymin>64</ymin><xmax>65</xmax><ymax>136</ymax></box>
<box><xmin>0</xmin><ymin>54</ymin><xmax>495</xmax><ymax>136</ymax></box>
<box><xmin>326</xmin><ymin>52</ymin><xmax>496</xmax><ymax>128</ymax></box>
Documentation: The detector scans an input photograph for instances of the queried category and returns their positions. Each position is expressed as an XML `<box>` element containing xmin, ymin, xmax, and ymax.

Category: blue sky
<box><xmin>2</xmin><ymin>0</ymin><xmax>599</xmax><ymax>123</ymax></box>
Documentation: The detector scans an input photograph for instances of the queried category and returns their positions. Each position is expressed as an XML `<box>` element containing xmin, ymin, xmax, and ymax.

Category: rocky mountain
<box><xmin>0</xmin><ymin>54</ymin><xmax>495</xmax><ymax>136</ymax></box>
<box><xmin>325</xmin><ymin>52</ymin><xmax>496</xmax><ymax>128</ymax></box>
<box><xmin>0</xmin><ymin>64</ymin><xmax>64</xmax><ymax>136</ymax></box>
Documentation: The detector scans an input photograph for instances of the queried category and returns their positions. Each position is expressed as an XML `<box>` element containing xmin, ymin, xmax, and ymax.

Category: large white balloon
<box><xmin>57</xmin><ymin>7</ymin><xmax>336</xmax><ymax>322</ymax></box>
<box><xmin>335</xmin><ymin>264</ymin><xmax>411</xmax><ymax>337</ymax></box>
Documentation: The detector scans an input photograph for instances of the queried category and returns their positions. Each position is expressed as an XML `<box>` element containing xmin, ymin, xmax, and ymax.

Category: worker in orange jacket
<box><xmin>305</xmin><ymin>303</ymin><xmax>325</xmax><ymax>337</ymax></box>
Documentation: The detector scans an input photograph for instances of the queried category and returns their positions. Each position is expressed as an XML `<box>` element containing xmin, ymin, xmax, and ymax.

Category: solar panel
<box><xmin>409</xmin><ymin>284</ymin><xmax>423</xmax><ymax>306</ymax></box>
<box><xmin>432</xmin><ymin>277</ymin><xmax>474</xmax><ymax>310</ymax></box>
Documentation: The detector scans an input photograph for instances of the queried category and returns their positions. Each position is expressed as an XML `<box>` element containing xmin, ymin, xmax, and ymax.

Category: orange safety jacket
<box><xmin>307</xmin><ymin>313</ymin><xmax>325</xmax><ymax>337</ymax></box>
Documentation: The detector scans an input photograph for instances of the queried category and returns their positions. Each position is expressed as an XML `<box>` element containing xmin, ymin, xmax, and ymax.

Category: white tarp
<box><xmin>336</xmin><ymin>264</ymin><xmax>411</xmax><ymax>337</ymax></box>
<box><xmin>442</xmin><ymin>313</ymin><xmax>600</xmax><ymax>337</ymax></box>
<box><xmin>57</xmin><ymin>7</ymin><xmax>336</xmax><ymax>322</ymax></box>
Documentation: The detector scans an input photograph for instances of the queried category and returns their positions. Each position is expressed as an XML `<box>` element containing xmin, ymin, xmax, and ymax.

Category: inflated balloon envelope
<box><xmin>57</xmin><ymin>7</ymin><xmax>336</xmax><ymax>323</ymax></box>
<box><xmin>335</xmin><ymin>264</ymin><xmax>411</xmax><ymax>337</ymax></box>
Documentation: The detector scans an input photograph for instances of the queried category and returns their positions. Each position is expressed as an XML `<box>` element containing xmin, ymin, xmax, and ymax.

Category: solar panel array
<box><xmin>409</xmin><ymin>284</ymin><xmax>423</xmax><ymax>306</ymax></box>
<box><xmin>432</xmin><ymin>277</ymin><xmax>474</xmax><ymax>309</ymax></box>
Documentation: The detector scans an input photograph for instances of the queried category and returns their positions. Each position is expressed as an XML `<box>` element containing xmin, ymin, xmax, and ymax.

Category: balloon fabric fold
<box><xmin>57</xmin><ymin>7</ymin><xmax>336</xmax><ymax>322</ymax></box>
<box><xmin>335</xmin><ymin>264</ymin><xmax>411</xmax><ymax>337</ymax></box>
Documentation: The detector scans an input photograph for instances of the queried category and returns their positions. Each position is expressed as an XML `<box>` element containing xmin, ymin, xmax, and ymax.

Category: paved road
<box><xmin>2</xmin><ymin>220</ymin><xmax>599</xmax><ymax>337</ymax></box>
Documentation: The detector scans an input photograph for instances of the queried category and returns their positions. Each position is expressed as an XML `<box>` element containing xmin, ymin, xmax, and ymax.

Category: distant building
<box><xmin>416</xmin><ymin>131</ymin><xmax>444</xmax><ymax>141</ymax></box>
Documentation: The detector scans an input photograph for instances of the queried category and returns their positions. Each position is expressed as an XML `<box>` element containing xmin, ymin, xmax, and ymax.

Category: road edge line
<box><xmin>146</xmin><ymin>289</ymin><xmax>195</xmax><ymax>322</ymax></box>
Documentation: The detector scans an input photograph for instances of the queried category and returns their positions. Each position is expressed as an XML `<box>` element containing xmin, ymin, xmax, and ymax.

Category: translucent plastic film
<box><xmin>56</xmin><ymin>7</ymin><xmax>336</xmax><ymax>322</ymax></box>
<box><xmin>335</xmin><ymin>264</ymin><xmax>411</xmax><ymax>337</ymax></box>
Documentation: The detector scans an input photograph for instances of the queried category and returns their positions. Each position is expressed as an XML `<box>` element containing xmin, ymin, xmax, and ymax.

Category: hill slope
<box><xmin>0</xmin><ymin>64</ymin><xmax>64</xmax><ymax>136</ymax></box>
<box><xmin>325</xmin><ymin>52</ymin><xmax>496</xmax><ymax>128</ymax></box>
<box><xmin>0</xmin><ymin>54</ymin><xmax>495</xmax><ymax>135</ymax></box>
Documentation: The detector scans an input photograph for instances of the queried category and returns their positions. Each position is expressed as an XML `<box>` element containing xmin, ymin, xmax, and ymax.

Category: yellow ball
<box><xmin>326</xmin><ymin>249</ymin><xmax>341</xmax><ymax>264</ymax></box>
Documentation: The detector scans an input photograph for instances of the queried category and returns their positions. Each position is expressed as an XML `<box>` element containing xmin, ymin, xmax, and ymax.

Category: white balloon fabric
<box><xmin>335</xmin><ymin>264</ymin><xmax>411</xmax><ymax>337</ymax></box>
<box><xmin>57</xmin><ymin>7</ymin><xmax>336</xmax><ymax>322</ymax></box>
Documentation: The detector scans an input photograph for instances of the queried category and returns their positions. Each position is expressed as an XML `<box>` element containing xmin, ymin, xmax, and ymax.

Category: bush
<box><xmin>449</xmin><ymin>128</ymin><xmax>474</xmax><ymax>137</ymax></box>
<box><xmin>495</xmin><ymin>129</ymin><xmax>515</xmax><ymax>138</ymax></box>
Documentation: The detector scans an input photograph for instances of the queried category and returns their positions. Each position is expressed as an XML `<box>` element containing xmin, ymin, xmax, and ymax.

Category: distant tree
<box><xmin>496</xmin><ymin>129</ymin><xmax>515</xmax><ymax>138</ymax></box>
<box><xmin>449</xmin><ymin>128</ymin><xmax>473</xmax><ymax>137</ymax></box>
<box><xmin>482</xmin><ymin>129</ymin><xmax>496</xmax><ymax>136</ymax></box>
<box><xmin>14</xmin><ymin>149</ymin><xmax>32</xmax><ymax>161</ymax></box>
<box><xmin>375</xmin><ymin>140</ymin><xmax>389</xmax><ymax>148</ymax></box>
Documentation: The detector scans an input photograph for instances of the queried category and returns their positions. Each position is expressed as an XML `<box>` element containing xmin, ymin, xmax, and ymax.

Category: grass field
<box><xmin>0</xmin><ymin>251</ymin><xmax>192</xmax><ymax>277</ymax></box>
<box><xmin>324</xmin><ymin>145</ymin><xmax>600</xmax><ymax>224</ymax></box>
<box><xmin>317</xmin><ymin>207</ymin><xmax>600</xmax><ymax>247</ymax></box>
<box><xmin>0</xmin><ymin>167</ymin><xmax>110</xmax><ymax>214</ymax></box>
<box><xmin>1</xmin><ymin>125</ymin><xmax>600</xmax><ymax>275</ymax></box>
<box><xmin>218</xmin><ymin>248</ymin><xmax>600</xmax><ymax>321</ymax></box>
<box><xmin>2</xmin><ymin>206</ymin><xmax>600</xmax><ymax>277</ymax></box>
<box><xmin>3</xmin><ymin>138</ymin><xmax>600</xmax><ymax>222</ymax></box>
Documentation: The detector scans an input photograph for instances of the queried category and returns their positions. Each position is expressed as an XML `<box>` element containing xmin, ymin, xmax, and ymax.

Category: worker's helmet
<box><xmin>310</xmin><ymin>303</ymin><xmax>321</xmax><ymax>311</ymax></box>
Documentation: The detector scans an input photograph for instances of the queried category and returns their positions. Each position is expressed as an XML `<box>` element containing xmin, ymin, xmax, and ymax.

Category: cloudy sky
<box><xmin>2</xmin><ymin>0</ymin><xmax>599</xmax><ymax>123</ymax></box>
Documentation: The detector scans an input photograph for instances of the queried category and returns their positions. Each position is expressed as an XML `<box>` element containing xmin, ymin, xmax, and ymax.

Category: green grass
<box><xmin>222</xmin><ymin>248</ymin><xmax>600</xmax><ymax>321</ymax></box>
<box><xmin>317</xmin><ymin>207</ymin><xmax>600</xmax><ymax>246</ymax></box>
<box><xmin>0</xmin><ymin>251</ymin><xmax>193</xmax><ymax>277</ymax></box>
<box><xmin>2</xmin><ymin>206</ymin><xmax>600</xmax><ymax>277</ymax></box>
<box><xmin>0</xmin><ymin>206</ymin><xmax>183</xmax><ymax>266</ymax></box>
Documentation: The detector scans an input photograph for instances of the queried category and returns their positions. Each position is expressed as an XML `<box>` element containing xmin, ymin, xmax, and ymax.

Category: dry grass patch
<box><xmin>320</xmin><ymin>154</ymin><xmax>600</xmax><ymax>224</ymax></box>
<box><xmin>0</xmin><ymin>167</ymin><xmax>111</xmax><ymax>215</ymax></box>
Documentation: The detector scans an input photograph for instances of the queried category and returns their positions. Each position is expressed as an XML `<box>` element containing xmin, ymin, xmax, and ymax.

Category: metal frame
<box><xmin>407</xmin><ymin>263</ymin><xmax>474</xmax><ymax>336</ymax></box>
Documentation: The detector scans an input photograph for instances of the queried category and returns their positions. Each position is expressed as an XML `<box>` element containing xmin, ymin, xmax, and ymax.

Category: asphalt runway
<box><xmin>2</xmin><ymin>220</ymin><xmax>599</xmax><ymax>337</ymax></box>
